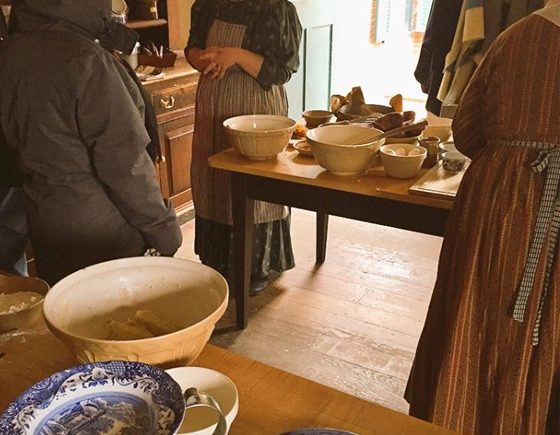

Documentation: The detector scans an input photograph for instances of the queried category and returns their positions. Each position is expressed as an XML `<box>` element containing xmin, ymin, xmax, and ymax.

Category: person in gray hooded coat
<box><xmin>0</xmin><ymin>0</ymin><xmax>182</xmax><ymax>284</ymax></box>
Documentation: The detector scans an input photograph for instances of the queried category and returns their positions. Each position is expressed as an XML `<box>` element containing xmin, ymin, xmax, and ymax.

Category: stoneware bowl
<box><xmin>306</xmin><ymin>125</ymin><xmax>385</xmax><ymax>175</ymax></box>
<box><xmin>302</xmin><ymin>110</ymin><xmax>334</xmax><ymax>128</ymax></box>
<box><xmin>442</xmin><ymin>151</ymin><xmax>467</xmax><ymax>173</ymax></box>
<box><xmin>0</xmin><ymin>275</ymin><xmax>49</xmax><ymax>333</ymax></box>
<box><xmin>167</xmin><ymin>367</ymin><xmax>239</xmax><ymax>435</ymax></box>
<box><xmin>223</xmin><ymin>114</ymin><xmax>296</xmax><ymax>160</ymax></box>
<box><xmin>379</xmin><ymin>143</ymin><xmax>427</xmax><ymax>179</ymax></box>
<box><xmin>423</xmin><ymin>124</ymin><xmax>452</xmax><ymax>143</ymax></box>
<box><xmin>43</xmin><ymin>257</ymin><xmax>228</xmax><ymax>368</ymax></box>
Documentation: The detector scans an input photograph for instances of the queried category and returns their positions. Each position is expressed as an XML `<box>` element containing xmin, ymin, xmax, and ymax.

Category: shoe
<box><xmin>250</xmin><ymin>277</ymin><xmax>269</xmax><ymax>296</ymax></box>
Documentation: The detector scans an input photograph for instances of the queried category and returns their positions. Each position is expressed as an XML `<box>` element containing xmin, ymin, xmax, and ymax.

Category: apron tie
<box><xmin>513</xmin><ymin>147</ymin><xmax>560</xmax><ymax>345</ymax></box>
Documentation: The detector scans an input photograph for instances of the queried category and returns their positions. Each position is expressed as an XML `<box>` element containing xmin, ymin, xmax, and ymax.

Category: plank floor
<box><xmin>175</xmin><ymin>208</ymin><xmax>443</xmax><ymax>414</ymax></box>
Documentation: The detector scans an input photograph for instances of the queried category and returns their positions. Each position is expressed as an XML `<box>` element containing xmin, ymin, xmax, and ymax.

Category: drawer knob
<box><xmin>160</xmin><ymin>95</ymin><xmax>175</xmax><ymax>109</ymax></box>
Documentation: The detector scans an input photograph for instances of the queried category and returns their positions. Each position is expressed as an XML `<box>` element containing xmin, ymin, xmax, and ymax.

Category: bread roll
<box><xmin>106</xmin><ymin>319</ymin><xmax>154</xmax><ymax>340</ymax></box>
<box><xmin>135</xmin><ymin>310</ymin><xmax>177</xmax><ymax>337</ymax></box>
<box><xmin>390</xmin><ymin>94</ymin><xmax>403</xmax><ymax>112</ymax></box>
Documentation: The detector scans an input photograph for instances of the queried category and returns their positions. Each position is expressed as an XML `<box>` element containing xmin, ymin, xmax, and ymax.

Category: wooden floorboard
<box><xmin>175</xmin><ymin>208</ymin><xmax>442</xmax><ymax>414</ymax></box>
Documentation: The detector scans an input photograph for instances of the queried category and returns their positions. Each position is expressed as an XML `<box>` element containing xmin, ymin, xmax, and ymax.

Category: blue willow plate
<box><xmin>0</xmin><ymin>360</ymin><xmax>185</xmax><ymax>434</ymax></box>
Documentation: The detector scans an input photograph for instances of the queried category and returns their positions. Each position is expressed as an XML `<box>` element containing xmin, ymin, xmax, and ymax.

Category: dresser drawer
<box><xmin>152</xmin><ymin>82</ymin><xmax>197</xmax><ymax>116</ymax></box>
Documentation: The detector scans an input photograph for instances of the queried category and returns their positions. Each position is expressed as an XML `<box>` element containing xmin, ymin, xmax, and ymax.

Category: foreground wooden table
<box><xmin>0</xmin><ymin>324</ymin><xmax>453</xmax><ymax>434</ymax></box>
<box><xmin>208</xmin><ymin>148</ymin><xmax>454</xmax><ymax>328</ymax></box>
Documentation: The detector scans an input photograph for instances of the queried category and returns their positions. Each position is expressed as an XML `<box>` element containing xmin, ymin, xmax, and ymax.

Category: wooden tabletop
<box><xmin>0</xmin><ymin>322</ymin><xmax>453</xmax><ymax>434</ymax></box>
<box><xmin>208</xmin><ymin>148</ymin><xmax>455</xmax><ymax>210</ymax></box>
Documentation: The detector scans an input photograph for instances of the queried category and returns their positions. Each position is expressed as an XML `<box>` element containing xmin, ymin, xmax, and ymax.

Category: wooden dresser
<box><xmin>142</xmin><ymin>57</ymin><xmax>199</xmax><ymax>213</ymax></box>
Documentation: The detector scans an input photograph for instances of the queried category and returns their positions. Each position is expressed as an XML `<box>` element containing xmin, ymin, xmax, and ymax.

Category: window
<box><xmin>371</xmin><ymin>0</ymin><xmax>433</xmax><ymax>44</ymax></box>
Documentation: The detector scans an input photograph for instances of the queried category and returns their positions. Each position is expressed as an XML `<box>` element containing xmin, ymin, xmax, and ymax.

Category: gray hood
<box><xmin>11</xmin><ymin>0</ymin><xmax>111</xmax><ymax>38</ymax></box>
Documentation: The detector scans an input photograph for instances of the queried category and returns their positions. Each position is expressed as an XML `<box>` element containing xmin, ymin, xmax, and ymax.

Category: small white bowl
<box><xmin>166</xmin><ymin>367</ymin><xmax>239</xmax><ymax>435</ymax></box>
<box><xmin>307</xmin><ymin>125</ymin><xmax>385</xmax><ymax>175</ymax></box>
<box><xmin>224</xmin><ymin>115</ymin><xmax>296</xmax><ymax>160</ymax></box>
<box><xmin>424</xmin><ymin>125</ymin><xmax>452</xmax><ymax>142</ymax></box>
<box><xmin>442</xmin><ymin>151</ymin><xmax>467</xmax><ymax>172</ymax></box>
<box><xmin>379</xmin><ymin>143</ymin><xmax>427</xmax><ymax>179</ymax></box>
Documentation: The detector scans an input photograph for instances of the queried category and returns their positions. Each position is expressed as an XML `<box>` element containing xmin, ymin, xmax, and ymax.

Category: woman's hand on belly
<box><xmin>200</xmin><ymin>46</ymin><xmax>264</xmax><ymax>80</ymax></box>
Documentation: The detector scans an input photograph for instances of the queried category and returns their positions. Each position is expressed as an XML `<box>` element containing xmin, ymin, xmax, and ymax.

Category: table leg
<box><xmin>316</xmin><ymin>212</ymin><xmax>329</xmax><ymax>264</ymax></box>
<box><xmin>231</xmin><ymin>173</ymin><xmax>254</xmax><ymax>329</ymax></box>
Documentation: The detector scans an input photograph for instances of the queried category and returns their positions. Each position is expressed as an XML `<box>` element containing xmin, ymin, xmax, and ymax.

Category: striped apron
<box><xmin>494</xmin><ymin>139</ymin><xmax>560</xmax><ymax>345</ymax></box>
<box><xmin>191</xmin><ymin>19</ymin><xmax>288</xmax><ymax>225</ymax></box>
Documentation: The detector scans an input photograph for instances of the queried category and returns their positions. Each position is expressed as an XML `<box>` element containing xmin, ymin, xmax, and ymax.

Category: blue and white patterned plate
<box><xmin>0</xmin><ymin>360</ymin><xmax>185</xmax><ymax>434</ymax></box>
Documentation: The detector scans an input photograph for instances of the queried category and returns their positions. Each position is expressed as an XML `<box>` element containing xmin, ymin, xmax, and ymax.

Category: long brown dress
<box><xmin>405</xmin><ymin>11</ymin><xmax>560</xmax><ymax>435</ymax></box>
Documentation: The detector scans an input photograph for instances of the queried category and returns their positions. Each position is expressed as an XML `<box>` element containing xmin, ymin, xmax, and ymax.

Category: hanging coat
<box><xmin>0</xmin><ymin>0</ymin><xmax>182</xmax><ymax>284</ymax></box>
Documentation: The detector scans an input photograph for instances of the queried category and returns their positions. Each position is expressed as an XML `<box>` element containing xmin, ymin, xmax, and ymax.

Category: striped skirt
<box><xmin>191</xmin><ymin>68</ymin><xmax>295</xmax><ymax>280</ymax></box>
<box><xmin>405</xmin><ymin>140</ymin><xmax>560</xmax><ymax>434</ymax></box>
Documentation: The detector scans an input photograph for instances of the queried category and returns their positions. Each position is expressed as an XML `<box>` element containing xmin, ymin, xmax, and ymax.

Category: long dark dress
<box><xmin>186</xmin><ymin>0</ymin><xmax>302</xmax><ymax>283</ymax></box>
<box><xmin>406</xmin><ymin>12</ymin><xmax>560</xmax><ymax>434</ymax></box>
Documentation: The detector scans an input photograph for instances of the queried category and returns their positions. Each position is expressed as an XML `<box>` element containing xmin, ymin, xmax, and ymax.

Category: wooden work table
<box><xmin>0</xmin><ymin>322</ymin><xmax>454</xmax><ymax>434</ymax></box>
<box><xmin>208</xmin><ymin>148</ymin><xmax>456</xmax><ymax>328</ymax></box>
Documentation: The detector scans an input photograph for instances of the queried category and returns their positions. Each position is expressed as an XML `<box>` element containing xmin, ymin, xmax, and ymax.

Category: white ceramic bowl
<box><xmin>423</xmin><ymin>125</ymin><xmax>452</xmax><ymax>142</ymax></box>
<box><xmin>306</xmin><ymin>125</ymin><xmax>385</xmax><ymax>175</ymax></box>
<box><xmin>379</xmin><ymin>143</ymin><xmax>427</xmax><ymax>179</ymax></box>
<box><xmin>167</xmin><ymin>367</ymin><xmax>239</xmax><ymax>435</ymax></box>
<box><xmin>223</xmin><ymin>114</ymin><xmax>296</xmax><ymax>160</ymax></box>
<box><xmin>43</xmin><ymin>257</ymin><xmax>228</xmax><ymax>368</ymax></box>
<box><xmin>442</xmin><ymin>151</ymin><xmax>468</xmax><ymax>172</ymax></box>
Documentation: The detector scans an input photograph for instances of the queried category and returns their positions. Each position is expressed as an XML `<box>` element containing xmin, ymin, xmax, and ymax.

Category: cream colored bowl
<box><xmin>379</xmin><ymin>143</ymin><xmax>427</xmax><ymax>179</ymax></box>
<box><xmin>223</xmin><ymin>114</ymin><xmax>296</xmax><ymax>160</ymax></box>
<box><xmin>306</xmin><ymin>125</ymin><xmax>385</xmax><ymax>175</ymax></box>
<box><xmin>43</xmin><ymin>257</ymin><xmax>228</xmax><ymax>368</ymax></box>
<box><xmin>423</xmin><ymin>125</ymin><xmax>452</xmax><ymax>142</ymax></box>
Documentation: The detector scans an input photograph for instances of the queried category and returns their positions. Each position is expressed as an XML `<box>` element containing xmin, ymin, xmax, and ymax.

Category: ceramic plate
<box><xmin>0</xmin><ymin>361</ymin><xmax>185</xmax><ymax>435</ymax></box>
<box><xmin>293</xmin><ymin>139</ymin><xmax>313</xmax><ymax>157</ymax></box>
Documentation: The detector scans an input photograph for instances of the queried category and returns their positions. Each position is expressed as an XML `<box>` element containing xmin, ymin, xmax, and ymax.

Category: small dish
<box><xmin>0</xmin><ymin>361</ymin><xmax>185</xmax><ymax>435</ymax></box>
<box><xmin>442</xmin><ymin>151</ymin><xmax>468</xmax><ymax>172</ymax></box>
<box><xmin>166</xmin><ymin>367</ymin><xmax>239</xmax><ymax>435</ymax></box>
<box><xmin>293</xmin><ymin>139</ymin><xmax>313</xmax><ymax>157</ymax></box>
<box><xmin>302</xmin><ymin>110</ymin><xmax>334</xmax><ymax>128</ymax></box>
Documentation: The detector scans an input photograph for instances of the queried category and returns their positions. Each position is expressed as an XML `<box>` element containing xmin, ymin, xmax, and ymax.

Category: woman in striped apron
<box><xmin>406</xmin><ymin>2</ymin><xmax>560</xmax><ymax>434</ymax></box>
<box><xmin>185</xmin><ymin>0</ymin><xmax>302</xmax><ymax>294</ymax></box>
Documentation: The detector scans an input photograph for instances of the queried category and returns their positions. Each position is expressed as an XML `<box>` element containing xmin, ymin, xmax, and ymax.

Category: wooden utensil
<box><xmin>347</xmin><ymin>120</ymin><xmax>428</xmax><ymax>146</ymax></box>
